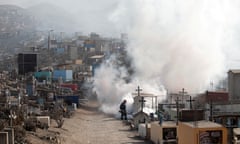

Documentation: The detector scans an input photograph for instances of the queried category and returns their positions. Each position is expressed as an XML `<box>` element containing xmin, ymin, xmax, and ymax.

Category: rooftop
<box><xmin>229</xmin><ymin>69</ymin><xmax>240</xmax><ymax>74</ymax></box>
<box><xmin>90</xmin><ymin>55</ymin><xmax>104</xmax><ymax>59</ymax></box>
<box><xmin>151</xmin><ymin>121</ymin><xmax>177</xmax><ymax>127</ymax></box>
<box><xmin>182</xmin><ymin>120</ymin><xmax>223</xmax><ymax>128</ymax></box>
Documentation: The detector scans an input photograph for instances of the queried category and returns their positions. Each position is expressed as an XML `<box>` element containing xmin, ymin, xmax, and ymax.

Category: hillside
<box><xmin>0</xmin><ymin>3</ymin><xmax>80</xmax><ymax>53</ymax></box>
<box><xmin>0</xmin><ymin>5</ymin><xmax>36</xmax><ymax>37</ymax></box>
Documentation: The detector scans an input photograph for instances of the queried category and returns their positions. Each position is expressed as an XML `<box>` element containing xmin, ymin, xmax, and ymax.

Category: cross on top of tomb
<box><xmin>186</xmin><ymin>96</ymin><xmax>195</xmax><ymax>110</ymax></box>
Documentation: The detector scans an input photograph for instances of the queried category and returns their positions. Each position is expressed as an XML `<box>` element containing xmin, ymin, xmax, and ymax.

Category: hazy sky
<box><xmin>0</xmin><ymin>0</ymin><xmax>124</xmax><ymax>36</ymax></box>
<box><xmin>0</xmin><ymin>0</ymin><xmax>117</xmax><ymax>11</ymax></box>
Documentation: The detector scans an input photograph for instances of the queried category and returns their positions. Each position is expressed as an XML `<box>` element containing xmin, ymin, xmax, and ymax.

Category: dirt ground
<box><xmin>26</xmin><ymin>100</ymin><xmax>152</xmax><ymax>144</ymax></box>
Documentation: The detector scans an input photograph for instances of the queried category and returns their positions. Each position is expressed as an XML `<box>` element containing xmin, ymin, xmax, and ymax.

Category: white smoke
<box><xmin>93</xmin><ymin>55</ymin><xmax>166</xmax><ymax>114</ymax></box>
<box><xmin>94</xmin><ymin>0</ymin><xmax>240</xmax><ymax>114</ymax></box>
<box><xmin>125</xmin><ymin>0</ymin><xmax>236</xmax><ymax>92</ymax></box>
<box><xmin>93</xmin><ymin>55</ymin><xmax>133</xmax><ymax>113</ymax></box>
<box><xmin>111</xmin><ymin>0</ymin><xmax>240</xmax><ymax>92</ymax></box>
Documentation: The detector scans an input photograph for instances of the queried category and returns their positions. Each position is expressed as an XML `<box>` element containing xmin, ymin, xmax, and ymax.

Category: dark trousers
<box><xmin>120</xmin><ymin>110</ymin><xmax>127</xmax><ymax>120</ymax></box>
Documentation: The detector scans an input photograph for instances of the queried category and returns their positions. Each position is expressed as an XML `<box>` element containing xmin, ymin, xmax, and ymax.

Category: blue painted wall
<box><xmin>53</xmin><ymin>70</ymin><xmax>73</xmax><ymax>82</ymax></box>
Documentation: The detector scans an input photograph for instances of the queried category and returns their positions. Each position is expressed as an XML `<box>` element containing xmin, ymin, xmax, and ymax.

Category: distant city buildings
<box><xmin>0</xmin><ymin>32</ymin><xmax>127</xmax><ymax>75</ymax></box>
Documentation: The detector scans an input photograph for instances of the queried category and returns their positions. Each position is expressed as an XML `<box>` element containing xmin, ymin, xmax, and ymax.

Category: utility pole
<box><xmin>186</xmin><ymin>96</ymin><xmax>195</xmax><ymax>110</ymax></box>
<box><xmin>176</xmin><ymin>97</ymin><xmax>181</xmax><ymax>125</ymax></box>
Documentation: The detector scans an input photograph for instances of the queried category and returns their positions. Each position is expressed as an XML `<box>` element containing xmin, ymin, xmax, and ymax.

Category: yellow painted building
<box><xmin>150</xmin><ymin>121</ymin><xmax>178</xmax><ymax>144</ymax></box>
<box><xmin>178</xmin><ymin>120</ymin><xmax>228</xmax><ymax>144</ymax></box>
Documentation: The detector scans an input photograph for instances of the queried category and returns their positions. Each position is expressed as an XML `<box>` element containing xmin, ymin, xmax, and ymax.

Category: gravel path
<box><xmin>56</xmin><ymin>101</ymin><xmax>152</xmax><ymax>144</ymax></box>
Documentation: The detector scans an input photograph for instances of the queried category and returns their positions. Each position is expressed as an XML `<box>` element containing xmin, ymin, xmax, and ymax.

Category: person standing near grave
<box><xmin>119</xmin><ymin>100</ymin><xmax>127</xmax><ymax>120</ymax></box>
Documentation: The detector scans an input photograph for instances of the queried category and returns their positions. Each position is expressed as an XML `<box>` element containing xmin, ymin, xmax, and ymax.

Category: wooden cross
<box><xmin>186</xmin><ymin>96</ymin><xmax>195</xmax><ymax>110</ymax></box>
<box><xmin>179</xmin><ymin>88</ymin><xmax>187</xmax><ymax>104</ymax></box>
<box><xmin>136</xmin><ymin>86</ymin><xmax>142</xmax><ymax>97</ymax></box>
